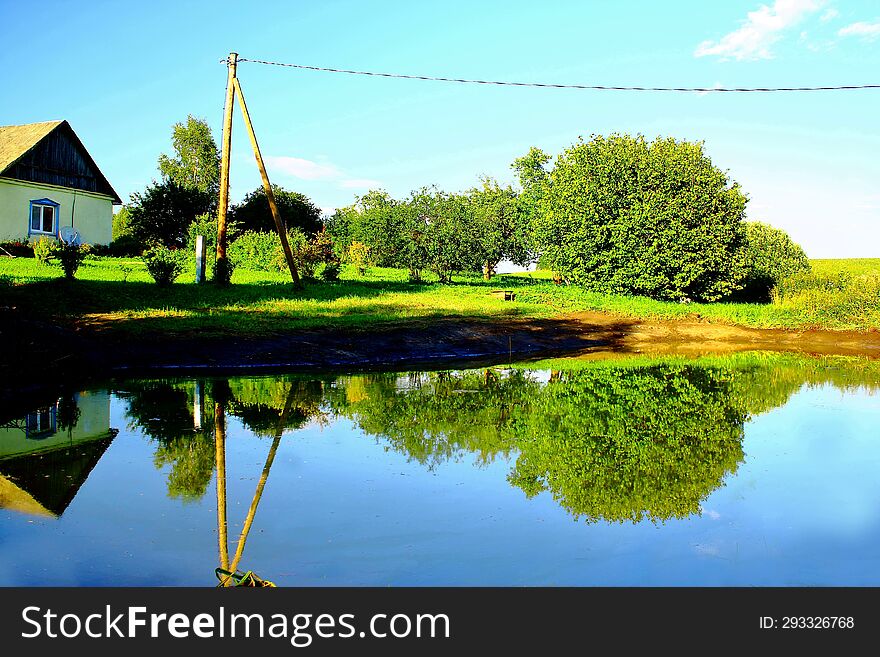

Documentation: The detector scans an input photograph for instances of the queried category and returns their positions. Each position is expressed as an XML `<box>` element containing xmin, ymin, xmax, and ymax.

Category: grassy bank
<box><xmin>1</xmin><ymin>256</ymin><xmax>878</xmax><ymax>337</ymax></box>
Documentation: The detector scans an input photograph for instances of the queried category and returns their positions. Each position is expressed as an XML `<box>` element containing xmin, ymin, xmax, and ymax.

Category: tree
<box><xmin>468</xmin><ymin>179</ymin><xmax>533</xmax><ymax>279</ymax></box>
<box><xmin>127</xmin><ymin>179</ymin><xmax>214</xmax><ymax>248</ymax></box>
<box><xmin>733</xmin><ymin>221</ymin><xmax>810</xmax><ymax>301</ymax></box>
<box><xmin>535</xmin><ymin>134</ymin><xmax>748</xmax><ymax>301</ymax></box>
<box><xmin>229</xmin><ymin>185</ymin><xmax>323</xmax><ymax>235</ymax></box>
<box><xmin>157</xmin><ymin>115</ymin><xmax>221</xmax><ymax>198</ymax></box>
<box><xmin>417</xmin><ymin>189</ymin><xmax>483</xmax><ymax>283</ymax></box>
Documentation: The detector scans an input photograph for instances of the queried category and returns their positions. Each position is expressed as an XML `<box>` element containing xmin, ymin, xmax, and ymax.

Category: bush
<box><xmin>535</xmin><ymin>134</ymin><xmax>748</xmax><ymax>302</ymax></box>
<box><xmin>106</xmin><ymin>234</ymin><xmax>146</xmax><ymax>257</ymax></box>
<box><xmin>54</xmin><ymin>242</ymin><xmax>87</xmax><ymax>279</ymax></box>
<box><xmin>0</xmin><ymin>239</ymin><xmax>34</xmax><ymax>258</ymax></box>
<box><xmin>347</xmin><ymin>241</ymin><xmax>371</xmax><ymax>276</ymax></box>
<box><xmin>320</xmin><ymin>263</ymin><xmax>340</xmax><ymax>281</ymax></box>
<box><xmin>228</xmin><ymin>230</ymin><xmax>280</xmax><ymax>272</ymax></box>
<box><xmin>33</xmin><ymin>237</ymin><xmax>55</xmax><ymax>264</ymax></box>
<box><xmin>213</xmin><ymin>257</ymin><xmax>235</xmax><ymax>285</ymax></box>
<box><xmin>733</xmin><ymin>222</ymin><xmax>810</xmax><ymax>302</ymax></box>
<box><xmin>143</xmin><ymin>246</ymin><xmax>184</xmax><ymax>287</ymax></box>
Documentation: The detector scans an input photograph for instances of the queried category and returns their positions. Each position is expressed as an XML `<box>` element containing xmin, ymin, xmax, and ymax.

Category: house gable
<box><xmin>0</xmin><ymin>120</ymin><xmax>121</xmax><ymax>203</ymax></box>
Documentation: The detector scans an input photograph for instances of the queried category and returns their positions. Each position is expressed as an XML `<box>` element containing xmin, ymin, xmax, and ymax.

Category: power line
<box><xmin>233</xmin><ymin>57</ymin><xmax>880</xmax><ymax>93</ymax></box>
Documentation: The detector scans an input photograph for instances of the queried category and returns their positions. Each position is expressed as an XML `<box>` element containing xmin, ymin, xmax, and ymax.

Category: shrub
<box><xmin>33</xmin><ymin>237</ymin><xmax>55</xmax><ymax>264</ymax></box>
<box><xmin>228</xmin><ymin>230</ymin><xmax>280</xmax><ymax>271</ymax></box>
<box><xmin>733</xmin><ymin>222</ymin><xmax>810</xmax><ymax>302</ymax></box>
<box><xmin>213</xmin><ymin>257</ymin><xmax>235</xmax><ymax>285</ymax></box>
<box><xmin>0</xmin><ymin>239</ymin><xmax>34</xmax><ymax>258</ymax></box>
<box><xmin>347</xmin><ymin>241</ymin><xmax>371</xmax><ymax>276</ymax></box>
<box><xmin>143</xmin><ymin>246</ymin><xmax>184</xmax><ymax>287</ymax></box>
<box><xmin>320</xmin><ymin>263</ymin><xmax>340</xmax><ymax>281</ymax></box>
<box><xmin>106</xmin><ymin>234</ymin><xmax>146</xmax><ymax>257</ymax></box>
<box><xmin>283</xmin><ymin>229</ymin><xmax>322</xmax><ymax>279</ymax></box>
<box><xmin>535</xmin><ymin>134</ymin><xmax>748</xmax><ymax>302</ymax></box>
<box><xmin>54</xmin><ymin>242</ymin><xmax>87</xmax><ymax>279</ymax></box>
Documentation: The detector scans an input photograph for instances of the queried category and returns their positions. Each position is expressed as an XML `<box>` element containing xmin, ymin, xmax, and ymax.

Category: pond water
<box><xmin>1</xmin><ymin>352</ymin><xmax>878</xmax><ymax>586</ymax></box>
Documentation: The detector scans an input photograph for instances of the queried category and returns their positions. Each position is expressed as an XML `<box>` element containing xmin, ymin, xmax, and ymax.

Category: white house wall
<box><xmin>0</xmin><ymin>177</ymin><xmax>113</xmax><ymax>245</ymax></box>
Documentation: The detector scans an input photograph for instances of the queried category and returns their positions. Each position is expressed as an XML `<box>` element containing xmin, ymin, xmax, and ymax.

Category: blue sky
<box><xmin>1</xmin><ymin>0</ymin><xmax>878</xmax><ymax>257</ymax></box>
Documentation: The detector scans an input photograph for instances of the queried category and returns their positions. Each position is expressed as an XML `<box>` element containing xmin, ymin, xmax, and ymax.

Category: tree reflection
<box><xmin>506</xmin><ymin>365</ymin><xmax>746</xmax><ymax>523</ymax></box>
<box><xmin>121</xmin><ymin>377</ymin><xmax>328</xmax><ymax>502</ymax></box>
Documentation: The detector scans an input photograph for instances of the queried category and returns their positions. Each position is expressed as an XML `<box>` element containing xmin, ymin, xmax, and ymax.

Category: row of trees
<box><xmin>327</xmin><ymin>181</ymin><xmax>532</xmax><ymax>283</ymax></box>
<box><xmin>325</xmin><ymin>136</ymin><xmax>809</xmax><ymax>300</ymax></box>
<box><xmin>111</xmin><ymin>116</ymin><xmax>809</xmax><ymax>300</ymax></box>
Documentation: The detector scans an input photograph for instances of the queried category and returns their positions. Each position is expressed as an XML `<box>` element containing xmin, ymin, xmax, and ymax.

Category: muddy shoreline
<box><xmin>3</xmin><ymin>309</ymin><xmax>879</xmax><ymax>413</ymax></box>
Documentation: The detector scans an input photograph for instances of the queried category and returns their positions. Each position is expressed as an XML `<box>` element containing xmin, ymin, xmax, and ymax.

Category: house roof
<box><xmin>0</xmin><ymin>119</ymin><xmax>122</xmax><ymax>203</ymax></box>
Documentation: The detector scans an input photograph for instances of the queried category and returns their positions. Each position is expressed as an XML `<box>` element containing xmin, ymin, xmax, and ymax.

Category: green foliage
<box><xmin>32</xmin><ymin>237</ymin><xmax>55</xmax><ymax>264</ymax></box>
<box><xmin>128</xmin><ymin>179</ymin><xmax>214</xmax><ymax>249</ymax></box>
<box><xmin>186</xmin><ymin>212</ymin><xmax>225</xmax><ymax>260</ymax></box>
<box><xmin>346</xmin><ymin>241</ymin><xmax>372</xmax><ymax>276</ymax></box>
<box><xmin>469</xmin><ymin>178</ymin><xmax>533</xmax><ymax>278</ymax></box>
<box><xmin>336</xmin><ymin>190</ymin><xmax>401</xmax><ymax>268</ymax></box>
<box><xmin>229</xmin><ymin>185</ymin><xmax>322</xmax><ymax>235</ymax></box>
<box><xmin>734</xmin><ymin>222</ymin><xmax>810</xmax><ymax>301</ymax></box>
<box><xmin>0</xmin><ymin>239</ymin><xmax>34</xmax><ymax>258</ymax></box>
<box><xmin>53</xmin><ymin>241</ymin><xmax>87</xmax><ymax>279</ymax></box>
<box><xmin>112</xmin><ymin>206</ymin><xmax>134</xmax><ymax>241</ymax></box>
<box><xmin>773</xmin><ymin>269</ymin><xmax>880</xmax><ymax>326</ymax></box>
<box><xmin>157</xmin><ymin>115</ymin><xmax>221</xmax><ymax>197</ymax></box>
<box><xmin>212</xmin><ymin>257</ymin><xmax>235</xmax><ymax>286</ymax></box>
<box><xmin>143</xmin><ymin>246</ymin><xmax>184</xmax><ymax>287</ymax></box>
<box><xmin>535</xmin><ymin>134</ymin><xmax>748</xmax><ymax>302</ymax></box>
<box><xmin>228</xmin><ymin>230</ymin><xmax>279</xmax><ymax>272</ymax></box>
<box><xmin>507</xmin><ymin>365</ymin><xmax>746</xmax><ymax>522</ymax></box>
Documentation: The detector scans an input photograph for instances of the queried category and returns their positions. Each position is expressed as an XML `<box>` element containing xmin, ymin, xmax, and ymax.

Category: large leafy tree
<box><xmin>468</xmin><ymin>179</ymin><xmax>533</xmax><ymax>279</ymax></box>
<box><xmin>157</xmin><ymin>115</ymin><xmax>221</xmax><ymax>198</ymax></box>
<box><xmin>229</xmin><ymin>185</ymin><xmax>323</xmax><ymax>235</ymax></box>
<box><xmin>534</xmin><ymin>134</ymin><xmax>749</xmax><ymax>301</ymax></box>
<box><xmin>127</xmin><ymin>180</ymin><xmax>214</xmax><ymax>248</ymax></box>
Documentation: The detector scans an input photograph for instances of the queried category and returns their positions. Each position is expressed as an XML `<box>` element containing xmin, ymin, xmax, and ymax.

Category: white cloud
<box><xmin>695</xmin><ymin>0</ymin><xmax>825</xmax><ymax>60</ymax></box>
<box><xmin>820</xmin><ymin>7</ymin><xmax>839</xmax><ymax>22</ymax></box>
<box><xmin>264</xmin><ymin>156</ymin><xmax>340</xmax><ymax>180</ymax></box>
<box><xmin>838</xmin><ymin>21</ymin><xmax>880</xmax><ymax>40</ymax></box>
<box><xmin>339</xmin><ymin>178</ymin><xmax>383</xmax><ymax>189</ymax></box>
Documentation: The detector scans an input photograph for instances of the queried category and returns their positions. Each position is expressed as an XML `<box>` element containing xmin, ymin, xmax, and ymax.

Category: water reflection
<box><xmin>0</xmin><ymin>392</ymin><xmax>117</xmax><ymax>517</ymax></box>
<box><xmin>1</xmin><ymin>352</ymin><xmax>879</xmax><ymax>584</ymax></box>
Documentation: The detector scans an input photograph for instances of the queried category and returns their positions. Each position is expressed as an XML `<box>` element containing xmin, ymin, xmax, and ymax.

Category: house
<box><xmin>0</xmin><ymin>120</ymin><xmax>121</xmax><ymax>245</ymax></box>
<box><xmin>0</xmin><ymin>391</ymin><xmax>115</xmax><ymax>517</ymax></box>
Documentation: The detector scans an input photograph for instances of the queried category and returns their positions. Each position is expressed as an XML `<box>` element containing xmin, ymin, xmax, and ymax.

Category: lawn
<box><xmin>1</xmin><ymin>256</ymin><xmax>879</xmax><ymax>337</ymax></box>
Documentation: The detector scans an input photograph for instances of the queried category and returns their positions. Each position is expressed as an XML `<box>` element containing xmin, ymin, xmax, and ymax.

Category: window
<box><xmin>26</xmin><ymin>406</ymin><xmax>57</xmax><ymax>438</ymax></box>
<box><xmin>29</xmin><ymin>199</ymin><xmax>59</xmax><ymax>236</ymax></box>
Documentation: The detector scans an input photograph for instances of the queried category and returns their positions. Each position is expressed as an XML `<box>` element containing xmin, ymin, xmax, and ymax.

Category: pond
<box><xmin>1</xmin><ymin>352</ymin><xmax>878</xmax><ymax>586</ymax></box>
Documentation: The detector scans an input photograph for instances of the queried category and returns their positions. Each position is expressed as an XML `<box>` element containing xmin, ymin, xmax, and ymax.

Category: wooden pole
<box><xmin>215</xmin><ymin>52</ymin><xmax>238</xmax><ymax>284</ymax></box>
<box><xmin>227</xmin><ymin>384</ymin><xmax>296</xmax><ymax>575</ymax></box>
<box><xmin>232</xmin><ymin>77</ymin><xmax>302</xmax><ymax>287</ymax></box>
<box><xmin>214</xmin><ymin>402</ymin><xmax>229</xmax><ymax>572</ymax></box>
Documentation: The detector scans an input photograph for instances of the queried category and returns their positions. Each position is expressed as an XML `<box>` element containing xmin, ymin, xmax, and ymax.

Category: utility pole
<box><xmin>215</xmin><ymin>51</ymin><xmax>302</xmax><ymax>287</ymax></box>
<box><xmin>215</xmin><ymin>52</ymin><xmax>238</xmax><ymax>284</ymax></box>
<box><xmin>233</xmin><ymin>77</ymin><xmax>301</xmax><ymax>287</ymax></box>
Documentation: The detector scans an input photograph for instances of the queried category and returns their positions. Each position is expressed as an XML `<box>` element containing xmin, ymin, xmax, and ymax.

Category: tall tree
<box><xmin>158</xmin><ymin>115</ymin><xmax>221</xmax><ymax>198</ymax></box>
<box><xmin>229</xmin><ymin>185</ymin><xmax>323</xmax><ymax>235</ymax></box>
<box><xmin>469</xmin><ymin>178</ymin><xmax>533</xmax><ymax>279</ymax></box>
<box><xmin>127</xmin><ymin>180</ymin><xmax>214</xmax><ymax>249</ymax></box>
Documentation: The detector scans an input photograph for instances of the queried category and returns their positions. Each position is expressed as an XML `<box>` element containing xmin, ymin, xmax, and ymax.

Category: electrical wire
<box><xmin>231</xmin><ymin>57</ymin><xmax>880</xmax><ymax>93</ymax></box>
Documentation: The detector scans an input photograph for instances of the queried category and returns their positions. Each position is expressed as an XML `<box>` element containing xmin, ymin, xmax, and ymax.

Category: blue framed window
<box><xmin>26</xmin><ymin>405</ymin><xmax>57</xmax><ymax>438</ymax></box>
<box><xmin>29</xmin><ymin>198</ymin><xmax>60</xmax><ymax>237</ymax></box>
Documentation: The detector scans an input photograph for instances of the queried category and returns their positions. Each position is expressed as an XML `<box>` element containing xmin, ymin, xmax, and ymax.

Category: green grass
<box><xmin>1</xmin><ymin>256</ymin><xmax>879</xmax><ymax>337</ymax></box>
